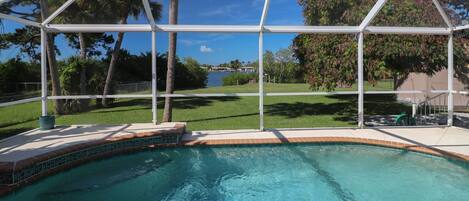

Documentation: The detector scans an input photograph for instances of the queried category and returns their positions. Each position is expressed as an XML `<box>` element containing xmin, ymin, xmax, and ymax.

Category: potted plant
<box><xmin>39</xmin><ymin>115</ymin><xmax>55</xmax><ymax>130</ymax></box>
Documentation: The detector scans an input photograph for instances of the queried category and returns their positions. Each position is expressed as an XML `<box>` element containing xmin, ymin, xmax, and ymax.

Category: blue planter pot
<box><xmin>39</xmin><ymin>115</ymin><xmax>55</xmax><ymax>130</ymax></box>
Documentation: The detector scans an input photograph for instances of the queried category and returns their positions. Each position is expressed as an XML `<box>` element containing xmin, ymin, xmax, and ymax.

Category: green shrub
<box><xmin>59</xmin><ymin>57</ymin><xmax>107</xmax><ymax>113</ymax></box>
<box><xmin>0</xmin><ymin>59</ymin><xmax>40</xmax><ymax>93</ymax></box>
<box><xmin>175</xmin><ymin>57</ymin><xmax>208</xmax><ymax>89</ymax></box>
<box><xmin>106</xmin><ymin>50</ymin><xmax>207</xmax><ymax>90</ymax></box>
<box><xmin>222</xmin><ymin>73</ymin><xmax>257</xmax><ymax>86</ymax></box>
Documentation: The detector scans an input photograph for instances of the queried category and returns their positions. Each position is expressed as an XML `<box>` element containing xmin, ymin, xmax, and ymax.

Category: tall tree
<box><xmin>56</xmin><ymin>1</ymin><xmax>115</xmax><ymax>107</ymax></box>
<box><xmin>0</xmin><ymin>0</ymin><xmax>65</xmax><ymax>114</ymax></box>
<box><xmin>163</xmin><ymin>0</ymin><xmax>179</xmax><ymax>122</ymax></box>
<box><xmin>293</xmin><ymin>0</ymin><xmax>468</xmax><ymax>90</ymax></box>
<box><xmin>102</xmin><ymin>0</ymin><xmax>162</xmax><ymax>107</ymax></box>
<box><xmin>40</xmin><ymin>0</ymin><xmax>65</xmax><ymax>114</ymax></box>
<box><xmin>275</xmin><ymin>47</ymin><xmax>302</xmax><ymax>83</ymax></box>
<box><xmin>2</xmin><ymin>27</ymin><xmax>40</xmax><ymax>61</ymax></box>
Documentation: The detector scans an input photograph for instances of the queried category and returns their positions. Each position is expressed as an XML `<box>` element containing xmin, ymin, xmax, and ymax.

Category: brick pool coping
<box><xmin>182</xmin><ymin>136</ymin><xmax>469</xmax><ymax>162</ymax></box>
<box><xmin>1</xmin><ymin>126</ymin><xmax>469</xmax><ymax>196</ymax></box>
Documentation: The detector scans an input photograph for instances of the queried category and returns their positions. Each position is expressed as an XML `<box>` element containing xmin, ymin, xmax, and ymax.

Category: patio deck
<box><xmin>1</xmin><ymin>125</ymin><xmax>469</xmax><ymax>163</ymax></box>
<box><xmin>183</xmin><ymin>126</ymin><xmax>469</xmax><ymax>160</ymax></box>
<box><xmin>0</xmin><ymin>123</ymin><xmax>185</xmax><ymax>162</ymax></box>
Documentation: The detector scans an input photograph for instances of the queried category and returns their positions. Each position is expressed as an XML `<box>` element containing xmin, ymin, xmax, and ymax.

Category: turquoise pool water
<box><xmin>4</xmin><ymin>144</ymin><xmax>469</xmax><ymax>201</ymax></box>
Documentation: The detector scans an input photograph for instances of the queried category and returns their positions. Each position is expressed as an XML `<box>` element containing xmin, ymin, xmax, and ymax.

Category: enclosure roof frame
<box><xmin>0</xmin><ymin>0</ymin><xmax>466</xmax><ymax>33</ymax></box>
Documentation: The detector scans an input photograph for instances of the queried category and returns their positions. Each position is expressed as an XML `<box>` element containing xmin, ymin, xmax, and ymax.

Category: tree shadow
<box><xmin>186</xmin><ymin>112</ymin><xmax>258</xmax><ymax>123</ymax></box>
<box><xmin>0</xmin><ymin>117</ymin><xmax>37</xmax><ymax>128</ymax></box>
<box><xmin>90</xmin><ymin>96</ymin><xmax>241</xmax><ymax>114</ymax></box>
<box><xmin>265</xmin><ymin>94</ymin><xmax>411</xmax><ymax>124</ymax></box>
<box><xmin>170</xmin><ymin>97</ymin><xmax>240</xmax><ymax>110</ymax></box>
<box><xmin>0</xmin><ymin>118</ymin><xmax>38</xmax><ymax>140</ymax></box>
<box><xmin>266</xmin><ymin>102</ymin><xmax>355</xmax><ymax>118</ymax></box>
<box><xmin>0</xmin><ymin>127</ymin><xmax>34</xmax><ymax>140</ymax></box>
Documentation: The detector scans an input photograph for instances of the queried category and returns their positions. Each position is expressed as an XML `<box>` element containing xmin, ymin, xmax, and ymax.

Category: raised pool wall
<box><xmin>0</xmin><ymin>124</ymin><xmax>185</xmax><ymax>195</ymax></box>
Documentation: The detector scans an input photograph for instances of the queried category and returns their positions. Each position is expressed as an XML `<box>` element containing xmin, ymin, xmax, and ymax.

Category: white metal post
<box><xmin>358</xmin><ymin>32</ymin><xmax>364</xmax><ymax>128</ymax></box>
<box><xmin>359</xmin><ymin>0</ymin><xmax>387</xmax><ymax>31</ymax></box>
<box><xmin>151</xmin><ymin>31</ymin><xmax>158</xmax><ymax>124</ymax></box>
<box><xmin>41</xmin><ymin>0</ymin><xmax>76</xmax><ymax>25</ymax></box>
<box><xmin>447</xmin><ymin>34</ymin><xmax>454</xmax><ymax>126</ymax></box>
<box><xmin>40</xmin><ymin>29</ymin><xmax>48</xmax><ymax>116</ymax></box>
<box><xmin>258</xmin><ymin>32</ymin><xmax>264</xmax><ymax>131</ymax></box>
<box><xmin>432</xmin><ymin>0</ymin><xmax>453</xmax><ymax>29</ymax></box>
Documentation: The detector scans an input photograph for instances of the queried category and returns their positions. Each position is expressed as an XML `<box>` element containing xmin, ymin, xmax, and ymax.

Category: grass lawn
<box><xmin>0</xmin><ymin>82</ymin><xmax>408</xmax><ymax>139</ymax></box>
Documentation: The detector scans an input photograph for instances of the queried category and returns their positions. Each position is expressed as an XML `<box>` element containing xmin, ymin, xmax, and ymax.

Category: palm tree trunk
<box><xmin>78</xmin><ymin>33</ymin><xmax>87</xmax><ymax>95</ymax></box>
<box><xmin>163</xmin><ymin>0</ymin><xmax>178</xmax><ymax>122</ymax></box>
<box><xmin>78</xmin><ymin>33</ymin><xmax>87</xmax><ymax>59</ymax></box>
<box><xmin>102</xmin><ymin>18</ymin><xmax>127</xmax><ymax>107</ymax></box>
<box><xmin>78</xmin><ymin>32</ymin><xmax>89</xmax><ymax>110</ymax></box>
<box><xmin>40</xmin><ymin>0</ymin><xmax>64</xmax><ymax>114</ymax></box>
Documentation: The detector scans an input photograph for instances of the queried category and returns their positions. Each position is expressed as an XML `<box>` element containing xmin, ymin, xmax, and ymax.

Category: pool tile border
<box><xmin>0</xmin><ymin>123</ymin><xmax>185</xmax><ymax>196</ymax></box>
<box><xmin>181</xmin><ymin>137</ymin><xmax>469</xmax><ymax>162</ymax></box>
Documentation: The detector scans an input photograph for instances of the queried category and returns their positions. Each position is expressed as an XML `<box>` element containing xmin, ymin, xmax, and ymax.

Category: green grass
<box><xmin>0</xmin><ymin>82</ymin><xmax>406</xmax><ymax>139</ymax></box>
<box><xmin>175</xmin><ymin>80</ymin><xmax>394</xmax><ymax>94</ymax></box>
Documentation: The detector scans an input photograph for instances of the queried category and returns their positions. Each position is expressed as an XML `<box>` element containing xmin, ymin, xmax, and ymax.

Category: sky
<box><xmin>0</xmin><ymin>0</ymin><xmax>304</xmax><ymax>65</ymax></box>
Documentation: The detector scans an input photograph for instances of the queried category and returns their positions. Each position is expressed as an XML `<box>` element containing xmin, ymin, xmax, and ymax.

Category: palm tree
<box><xmin>40</xmin><ymin>0</ymin><xmax>64</xmax><ymax>114</ymax></box>
<box><xmin>102</xmin><ymin>0</ymin><xmax>162</xmax><ymax>107</ymax></box>
<box><xmin>4</xmin><ymin>0</ymin><xmax>65</xmax><ymax>114</ymax></box>
<box><xmin>58</xmin><ymin>1</ymin><xmax>114</xmax><ymax>104</ymax></box>
<box><xmin>163</xmin><ymin>0</ymin><xmax>178</xmax><ymax>122</ymax></box>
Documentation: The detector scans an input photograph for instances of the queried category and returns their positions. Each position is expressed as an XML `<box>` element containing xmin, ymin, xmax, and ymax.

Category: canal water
<box><xmin>207</xmin><ymin>71</ymin><xmax>233</xmax><ymax>87</ymax></box>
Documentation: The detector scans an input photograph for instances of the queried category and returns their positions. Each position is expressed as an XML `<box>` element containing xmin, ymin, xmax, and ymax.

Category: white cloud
<box><xmin>180</xmin><ymin>34</ymin><xmax>232</xmax><ymax>49</ymax></box>
<box><xmin>180</xmin><ymin>39</ymin><xmax>207</xmax><ymax>46</ymax></box>
<box><xmin>199</xmin><ymin>4</ymin><xmax>240</xmax><ymax>17</ymax></box>
<box><xmin>200</xmin><ymin>45</ymin><xmax>213</xmax><ymax>53</ymax></box>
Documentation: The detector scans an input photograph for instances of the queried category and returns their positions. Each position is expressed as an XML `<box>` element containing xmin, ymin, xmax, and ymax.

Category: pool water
<box><xmin>4</xmin><ymin>144</ymin><xmax>469</xmax><ymax>201</ymax></box>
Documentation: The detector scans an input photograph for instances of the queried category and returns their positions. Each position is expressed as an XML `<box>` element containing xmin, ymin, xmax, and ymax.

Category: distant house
<box><xmin>211</xmin><ymin>66</ymin><xmax>234</xmax><ymax>72</ymax></box>
<box><xmin>397</xmin><ymin>69</ymin><xmax>469</xmax><ymax>109</ymax></box>
<box><xmin>398</xmin><ymin>43</ymin><xmax>469</xmax><ymax>109</ymax></box>
<box><xmin>240</xmin><ymin>67</ymin><xmax>255</xmax><ymax>72</ymax></box>
<box><xmin>209</xmin><ymin>66</ymin><xmax>255</xmax><ymax>72</ymax></box>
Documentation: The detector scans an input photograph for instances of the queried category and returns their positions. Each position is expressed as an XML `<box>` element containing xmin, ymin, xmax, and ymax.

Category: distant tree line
<box><xmin>0</xmin><ymin>59</ymin><xmax>40</xmax><ymax>93</ymax></box>
<box><xmin>0</xmin><ymin>0</ymin><xmax>163</xmax><ymax>114</ymax></box>
<box><xmin>221</xmin><ymin>47</ymin><xmax>304</xmax><ymax>86</ymax></box>
<box><xmin>261</xmin><ymin>47</ymin><xmax>304</xmax><ymax>83</ymax></box>
<box><xmin>222</xmin><ymin>73</ymin><xmax>257</xmax><ymax>86</ymax></box>
<box><xmin>0</xmin><ymin>50</ymin><xmax>207</xmax><ymax>113</ymax></box>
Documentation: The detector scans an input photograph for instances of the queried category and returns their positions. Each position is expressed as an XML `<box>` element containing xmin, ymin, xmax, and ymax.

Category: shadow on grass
<box><xmin>186</xmin><ymin>112</ymin><xmax>259</xmax><ymax>123</ymax></box>
<box><xmin>0</xmin><ymin>127</ymin><xmax>34</xmax><ymax>140</ymax></box>
<box><xmin>0</xmin><ymin>118</ymin><xmax>38</xmax><ymax>140</ymax></box>
<box><xmin>0</xmin><ymin>117</ymin><xmax>38</xmax><ymax>128</ymax></box>
<box><xmin>90</xmin><ymin>97</ymin><xmax>241</xmax><ymax>114</ymax></box>
<box><xmin>264</xmin><ymin>94</ymin><xmax>411</xmax><ymax>124</ymax></box>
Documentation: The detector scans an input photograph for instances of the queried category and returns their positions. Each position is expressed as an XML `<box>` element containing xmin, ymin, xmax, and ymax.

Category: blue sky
<box><xmin>1</xmin><ymin>0</ymin><xmax>304</xmax><ymax>65</ymax></box>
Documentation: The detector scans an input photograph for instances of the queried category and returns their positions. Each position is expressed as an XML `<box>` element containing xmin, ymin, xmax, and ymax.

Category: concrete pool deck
<box><xmin>0</xmin><ymin>123</ymin><xmax>185</xmax><ymax>162</ymax></box>
<box><xmin>183</xmin><ymin>126</ymin><xmax>469</xmax><ymax>160</ymax></box>
<box><xmin>1</xmin><ymin>125</ymin><xmax>469</xmax><ymax>163</ymax></box>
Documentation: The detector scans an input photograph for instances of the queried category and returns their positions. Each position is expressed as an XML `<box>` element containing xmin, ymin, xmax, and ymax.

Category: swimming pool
<box><xmin>4</xmin><ymin>144</ymin><xmax>469</xmax><ymax>201</ymax></box>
